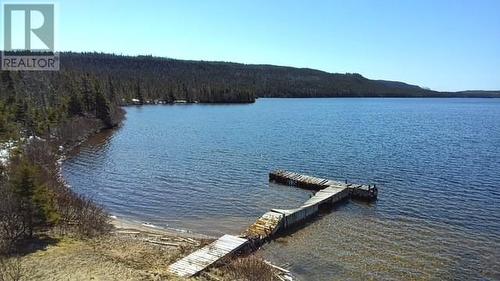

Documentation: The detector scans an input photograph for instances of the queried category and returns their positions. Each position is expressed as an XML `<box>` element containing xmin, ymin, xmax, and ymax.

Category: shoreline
<box><xmin>110</xmin><ymin>216</ymin><xmax>216</xmax><ymax>240</ymax></box>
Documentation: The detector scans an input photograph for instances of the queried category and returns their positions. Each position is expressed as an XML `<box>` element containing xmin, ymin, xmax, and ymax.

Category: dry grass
<box><xmin>2</xmin><ymin>234</ymin><xmax>200</xmax><ymax>281</ymax></box>
<box><xmin>89</xmin><ymin>235</ymin><xmax>198</xmax><ymax>276</ymax></box>
<box><xmin>0</xmin><ymin>257</ymin><xmax>33</xmax><ymax>281</ymax></box>
<box><xmin>211</xmin><ymin>255</ymin><xmax>280</xmax><ymax>281</ymax></box>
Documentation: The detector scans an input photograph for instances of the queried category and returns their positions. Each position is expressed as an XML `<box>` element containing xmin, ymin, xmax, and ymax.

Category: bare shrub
<box><xmin>0</xmin><ymin>186</ymin><xmax>26</xmax><ymax>255</ymax></box>
<box><xmin>110</xmin><ymin>107</ymin><xmax>125</xmax><ymax>128</ymax></box>
<box><xmin>222</xmin><ymin>256</ymin><xmax>277</xmax><ymax>281</ymax></box>
<box><xmin>57</xmin><ymin>190</ymin><xmax>111</xmax><ymax>238</ymax></box>
<box><xmin>54</xmin><ymin>116</ymin><xmax>103</xmax><ymax>146</ymax></box>
<box><xmin>54</xmin><ymin>109</ymin><xmax>124</xmax><ymax>147</ymax></box>
<box><xmin>0</xmin><ymin>257</ymin><xmax>28</xmax><ymax>281</ymax></box>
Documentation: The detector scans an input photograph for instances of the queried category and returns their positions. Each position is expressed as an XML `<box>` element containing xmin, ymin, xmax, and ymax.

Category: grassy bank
<box><xmin>1</xmin><ymin>219</ymin><xmax>282</xmax><ymax>281</ymax></box>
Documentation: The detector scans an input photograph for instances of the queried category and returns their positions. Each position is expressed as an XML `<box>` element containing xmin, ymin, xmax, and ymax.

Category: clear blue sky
<box><xmin>21</xmin><ymin>0</ymin><xmax>500</xmax><ymax>91</ymax></box>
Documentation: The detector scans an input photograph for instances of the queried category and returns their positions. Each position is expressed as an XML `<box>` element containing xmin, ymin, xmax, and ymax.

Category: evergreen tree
<box><xmin>135</xmin><ymin>80</ymin><xmax>144</xmax><ymax>104</ymax></box>
<box><xmin>0</xmin><ymin>113</ymin><xmax>8</xmax><ymax>137</ymax></box>
<box><xmin>33</xmin><ymin>183</ymin><xmax>60</xmax><ymax>225</ymax></box>
<box><xmin>67</xmin><ymin>93</ymin><xmax>83</xmax><ymax>116</ymax></box>
<box><xmin>107</xmin><ymin>76</ymin><xmax>116</xmax><ymax>104</ymax></box>
<box><xmin>95</xmin><ymin>84</ymin><xmax>112</xmax><ymax>127</ymax></box>
<box><xmin>13</xmin><ymin>99</ymin><xmax>28</xmax><ymax>125</ymax></box>
<box><xmin>81</xmin><ymin>75</ymin><xmax>95</xmax><ymax>112</ymax></box>
<box><xmin>1</xmin><ymin>71</ymin><xmax>16</xmax><ymax>105</ymax></box>
<box><xmin>167</xmin><ymin>86</ymin><xmax>174</xmax><ymax>102</ymax></box>
<box><xmin>9</xmin><ymin>159</ymin><xmax>59</xmax><ymax>238</ymax></box>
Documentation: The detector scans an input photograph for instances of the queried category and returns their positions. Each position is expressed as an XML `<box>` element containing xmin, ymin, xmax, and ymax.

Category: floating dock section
<box><xmin>168</xmin><ymin>170</ymin><xmax>378</xmax><ymax>278</ymax></box>
<box><xmin>269</xmin><ymin>170</ymin><xmax>378</xmax><ymax>199</ymax></box>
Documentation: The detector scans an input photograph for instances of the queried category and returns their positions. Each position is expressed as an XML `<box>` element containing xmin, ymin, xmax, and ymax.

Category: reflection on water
<box><xmin>63</xmin><ymin>99</ymin><xmax>500</xmax><ymax>280</ymax></box>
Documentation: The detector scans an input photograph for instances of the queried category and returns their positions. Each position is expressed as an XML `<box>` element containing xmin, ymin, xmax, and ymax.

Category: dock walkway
<box><xmin>168</xmin><ymin>234</ymin><xmax>248</xmax><ymax>278</ymax></box>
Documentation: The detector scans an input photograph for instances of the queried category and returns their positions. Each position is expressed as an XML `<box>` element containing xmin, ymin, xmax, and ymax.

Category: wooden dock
<box><xmin>168</xmin><ymin>234</ymin><xmax>248</xmax><ymax>278</ymax></box>
<box><xmin>242</xmin><ymin>170</ymin><xmax>377</xmax><ymax>241</ymax></box>
<box><xmin>168</xmin><ymin>170</ymin><xmax>378</xmax><ymax>278</ymax></box>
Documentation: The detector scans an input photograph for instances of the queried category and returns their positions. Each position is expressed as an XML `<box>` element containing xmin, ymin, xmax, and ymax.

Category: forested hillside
<box><xmin>60</xmin><ymin>52</ymin><xmax>437</xmax><ymax>102</ymax></box>
<box><xmin>59</xmin><ymin>52</ymin><xmax>500</xmax><ymax>100</ymax></box>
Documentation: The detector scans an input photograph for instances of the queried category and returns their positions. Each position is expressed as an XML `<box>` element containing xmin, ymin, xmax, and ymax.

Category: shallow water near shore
<box><xmin>63</xmin><ymin>98</ymin><xmax>500</xmax><ymax>280</ymax></box>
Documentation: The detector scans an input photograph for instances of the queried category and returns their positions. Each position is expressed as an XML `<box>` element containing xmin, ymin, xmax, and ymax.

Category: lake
<box><xmin>63</xmin><ymin>98</ymin><xmax>500</xmax><ymax>280</ymax></box>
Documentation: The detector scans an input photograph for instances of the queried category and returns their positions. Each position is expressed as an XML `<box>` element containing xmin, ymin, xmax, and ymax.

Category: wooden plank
<box><xmin>168</xmin><ymin>235</ymin><xmax>248</xmax><ymax>278</ymax></box>
<box><xmin>319</xmin><ymin>179</ymin><xmax>329</xmax><ymax>185</ymax></box>
<box><xmin>169</xmin><ymin>236</ymin><xmax>247</xmax><ymax>275</ymax></box>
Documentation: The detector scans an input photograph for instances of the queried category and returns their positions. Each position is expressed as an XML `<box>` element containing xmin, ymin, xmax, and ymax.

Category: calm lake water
<box><xmin>63</xmin><ymin>98</ymin><xmax>500</xmax><ymax>280</ymax></box>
